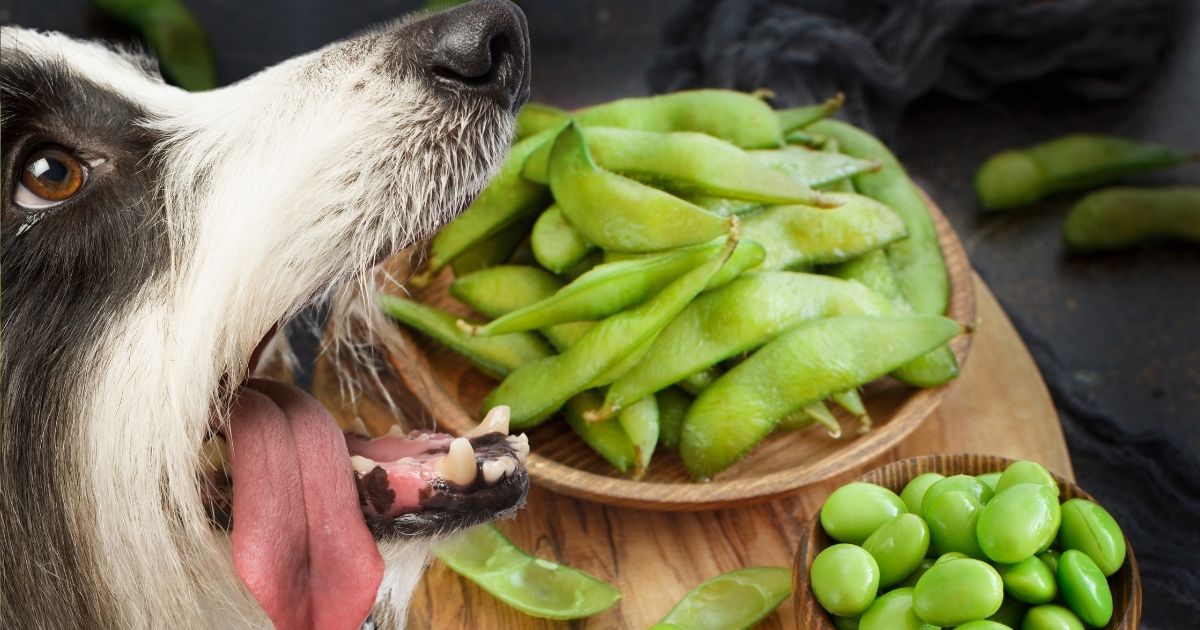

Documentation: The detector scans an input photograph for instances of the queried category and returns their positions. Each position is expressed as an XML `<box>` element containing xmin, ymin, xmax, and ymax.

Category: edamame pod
<box><xmin>451</xmin><ymin>265</ymin><xmax>564</xmax><ymax>318</ymax></box>
<box><xmin>377</xmin><ymin>295</ymin><xmax>552</xmax><ymax>379</ymax></box>
<box><xmin>95</xmin><ymin>0</ymin><xmax>216</xmax><ymax>91</ymax></box>
<box><xmin>831</xmin><ymin>390</ymin><xmax>871</xmax><ymax>430</ymax></box>
<box><xmin>484</xmin><ymin>237</ymin><xmax>735</xmax><ymax>428</ymax></box>
<box><xmin>450</xmin><ymin>214</ymin><xmax>536</xmax><ymax>276</ymax></box>
<box><xmin>434</xmin><ymin>524</ymin><xmax>621</xmax><ymax>620</ymax></box>
<box><xmin>575</xmin><ymin>89</ymin><xmax>783</xmax><ymax>149</ymax></box>
<box><xmin>778</xmin><ymin>401</ymin><xmax>842</xmax><ymax>437</ymax></box>
<box><xmin>423</xmin><ymin>125</ymin><xmax>562</xmax><ymax>278</ymax></box>
<box><xmin>651</xmin><ymin>567</ymin><xmax>791</xmax><ymax>630</ymax></box>
<box><xmin>525</xmin><ymin>127</ymin><xmax>836</xmax><ymax>206</ymax></box>
<box><xmin>563</xmin><ymin>390</ymin><xmax>637</xmax><ymax>474</ymax></box>
<box><xmin>530</xmin><ymin>205</ymin><xmax>594</xmax><ymax>273</ymax></box>
<box><xmin>777</xmin><ymin>93</ymin><xmax>844</xmax><ymax>132</ymax></box>
<box><xmin>680</xmin><ymin>315</ymin><xmax>961</xmax><ymax>478</ymax></box>
<box><xmin>617</xmin><ymin>395</ymin><xmax>658</xmax><ymax>478</ymax></box>
<box><xmin>1063</xmin><ymin>186</ymin><xmax>1200</xmax><ymax>252</ymax></box>
<box><xmin>975</xmin><ymin>134</ymin><xmax>1195</xmax><ymax>211</ymax></box>
<box><xmin>752</xmin><ymin>146</ymin><xmax>881</xmax><ymax>189</ymax></box>
<box><xmin>742</xmin><ymin>194</ymin><xmax>908</xmax><ymax>271</ymax></box>
<box><xmin>515</xmin><ymin>103</ymin><xmax>569</xmax><ymax>140</ymax></box>
<box><xmin>656</xmin><ymin>387</ymin><xmax>692</xmax><ymax>449</ymax></box>
<box><xmin>681</xmin><ymin>194</ymin><xmax>764</xmax><ymax>217</ymax></box>
<box><xmin>549</xmin><ymin>123</ymin><xmax>735</xmax><ymax>252</ymax></box>
<box><xmin>810</xmin><ymin>120</ymin><xmax>950</xmax><ymax>317</ymax></box>
<box><xmin>601</xmin><ymin>272</ymin><xmax>896</xmax><ymax>418</ymax></box>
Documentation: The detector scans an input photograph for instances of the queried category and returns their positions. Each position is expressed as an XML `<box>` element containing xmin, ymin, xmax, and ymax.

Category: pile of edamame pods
<box><xmin>382</xmin><ymin>89</ymin><xmax>966</xmax><ymax>480</ymax></box>
<box><xmin>809</xmin><ymin>460</ymin><xmax>1128</xmax><ymax>629</ymax></box>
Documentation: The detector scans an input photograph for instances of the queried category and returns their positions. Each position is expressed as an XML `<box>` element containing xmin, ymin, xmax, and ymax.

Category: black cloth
<box><xmin>649</xmin><ymin>1</ymin><xmax>1200</xmax><ymax>626</ymax></box>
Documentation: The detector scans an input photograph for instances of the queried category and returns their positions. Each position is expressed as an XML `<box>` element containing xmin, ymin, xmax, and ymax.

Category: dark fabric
<box><xmin>648</xmin><ymin>0</ymin><xmax>1188</xmax><ymax>137</ymax></box>
<box><xmin>649</xmin><ymin>2</ymin><xmax>1200</xmax><ymax>626</ymax></box>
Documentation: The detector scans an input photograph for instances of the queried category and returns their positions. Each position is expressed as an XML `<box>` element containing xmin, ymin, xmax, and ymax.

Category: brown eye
<box><xmin>16</xmin><ymin>145</ymin><xmax>87</xmax><ymax>208</ymax></box>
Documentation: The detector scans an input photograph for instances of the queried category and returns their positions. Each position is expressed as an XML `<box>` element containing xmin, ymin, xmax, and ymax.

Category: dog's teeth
<box><xmin>511</xmin><ymin>439</ymin><xmax>530</xmax><ymax>464</ymax></box>
<box><xmin>416</xmin><ymin>432</ymin><xmax>431</xmax><ymax>441</ymax></box>
<box><xmin>437</xmin><ymin>437</ymin><xmax>477</xmax><ymax>485</ymax></box>
<box><xmin>481</xmin><ymin>459</ymin><xmax>506</xmax><ymax>485</ymax></box>
<box><xmin>350</xmin><ymin>455</ymin><xmax>377</xmax><ymax>475</ymax></box>
<box><xmin>347</xmin><ymin>417</ymin><xmax>371</xmax><ymax>438</ymax></box>
<box><xmin>466</xmin><ymin>405</ymin><xmax>511</xmax><ymax>438</ymax></box>
<box><xmin>501</xmin><ymin>456</ymin><xmax>517</xmax><ymax>477</ymax></box>
<box><xmin>514</xmin><ymin>432</ymin><xmax>529</xmax><ymax>444</ymax></box>
<box><xmin>387</xmin><ymin>425</ymin><xmax>408</xmax><ymax>439</ymax></box>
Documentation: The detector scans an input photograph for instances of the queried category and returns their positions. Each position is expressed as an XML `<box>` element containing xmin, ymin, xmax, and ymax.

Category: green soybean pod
<box><xmin>563</xmin><ymin>390</ymin><xmax>636</xmax><ymax>474</ymax></box>
<box><xmin>377</xmin><ymin>295</ymin><xmax>552</xmax><ymax>379</ymax></box>
<box><xmin>810</xmin><ymin>544</ymin><xmax>881</xmax><ymax>617</ymax></box>
<box><xmin>1022</xmin><ymin>604</ymin><xmax>1086</xmax><ymax>630</ymax></box>
<box><xmin>448</xmin><ymin>265</ymin><xmax>592</xmax><ymax>352</ymax></box>
<box><xmin>999</xmin><ymin>556</ymin><xmax>1058</xmax><ymax>605</ymax></box>
<box><xmin>530</xmin><ymin>205</ymin><xmax>594</xmax><ymax>274</ymax></box>
<box><xmin>831</xmin><ymin>389</ymin><xmax>868</xmax><ymax>424</ymax></box>
<box><xmin>777</xmin><ymin>93</ymin><xmax>844</xmax><ymax>132</ymax></box>
<box><xmin>859</xmin><ymin>587</ymin><xmax>927</xmax><ymax>630</ymax></box>
<box><xmin>753</xmin><ymin>146</ymin><xmax>881</xmax><ymax>189</ymax></box>
<box><xmin>655</xmin><ymin>387</ymin><xmax>692</xmax><ymax>449</ymax></box>
<box><xmin>94</xmin><ymin>0</ymin><xmax>216</xmax><ymax>91</ymax></box>
<box><xmin>484</xmin><ymin>237</ymin><xmax>734</xmax><ymax>428</ymax></box>
<box><xmin>1058</xmin><ymin>498</ymin><xmax>1126</xmax><ymax>576</ymax></box>
<box><xmin>975</xmin><ymin>134</ymin><xmax>1195</xmax><ymax>211</ymax></box>
<box><xmin>600</xmin><ymin>272</ymin><xmax>896</xmax><ymax>418</ymax></box>
<box><xmin>1057</xmin><ymin>550</ymin><xmax>1113</xmax><ymax>628</ymax></box>
<box><xmin>820</xmin><ymin>482</ymin><xmax>908</xmax><ymax>545</ymax></box>
<box><xmin>516</xmin><ymin>103</ymin><xmax>569</xmax><ymax>140</ymax></box>
<box><xmin>921</xmin><ymin>475</ymin><xmax>994</xmax><ymax>517</ymax></box>
<box><xmin>549</xmin><ymin>123</ymin><xmax>734</xmax><ymax>253</ymax></box>
<box><xmin>681</xmin><ymin>194</ymin><xmax>765</xmax><ymax>218</ymax></box>
<box><xmin>900</xmin><ymin>472</ymin><xmax>945</xmax><ymax>515</ymax></box>
<box><xmin>424</xmin><ymin>125</ymin><xmax>561</xmax><ymax>277</ymax></box>
<box><xmin>924</xmin><ymin>490</ymin><xmax>986</xmax><ymax>559</ymax></box>
<box><xmin>742</xmin><ymin>194</ymin><xmax>908</xmax><ymax>271</ymax></box>
<box><xmin>912</xmin><ymin>558</ymin><xmax>1004</xmax><ymax>626</ymax></box>
<box><xmin>449</xmin><ymin>214</ymin><xmax>537</xmax><ymax>276</ymax></box>
<box><xmin>777</xmin><ymin>401</ymin><xmax>844</xmax><ymax>437</ymax></box>
<box><xmin>977</xmin><ymin>484</ymin><xmax>1062</xmax><ymax>564</ymax></box>
<box><xmin>995</xmin><ymin>460</ymin><xmax>1060</xmax><ymax>496</ymax></box>
<box><xmin>862</xmin><ymin>513</ymin><xmax>931</xmax><ymax>587</ymax></box>
<box><xmin>575</xmin><ymin>89</ymin><xmax>783</xmax><ymax>149</ymax></box>
<box><xmin>681</xmin><ymin>315</ymin><xmax>960</xmax><ymax>478</ymax></box>
<box><xmin>810</xmin><ymin>120</ymin><xmax>950</xmax><ymax>318</ymax></box>
<box><xmin>617</xmin><ymin>395</ymin><xmax>658</xmax><ymax>478</ymax></box>
<box><xmin>434</xmin><ymin>524</ymin><xmax>620</xmax><ymax>620</ymax></box>
<box><xmin>524</xmin><ymin>127</ymin><xmax>837</xmax><ymax>206</ymax></box>
<box><xmin>651</xmin><ymin>566</ymin><xmax>791</xmax><ymax>630</ymax></box>
<box><xmin>1063</xmin><ymin>186</ymin><xmax>1200</xmax><ymax>252</ymax></box>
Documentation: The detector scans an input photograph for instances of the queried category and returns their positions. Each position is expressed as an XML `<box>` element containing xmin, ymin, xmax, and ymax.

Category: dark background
<box><xmin>4</xmin><ymin>1</ymin><xmax>1199</xmax><ymax>623</ymax></box>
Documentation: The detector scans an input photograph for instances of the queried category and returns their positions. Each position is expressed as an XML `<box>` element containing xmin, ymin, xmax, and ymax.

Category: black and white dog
<box><xmin>1</xmin><ymin>2</ymin><xmax>532</xmax><ymax>628</ymax></box>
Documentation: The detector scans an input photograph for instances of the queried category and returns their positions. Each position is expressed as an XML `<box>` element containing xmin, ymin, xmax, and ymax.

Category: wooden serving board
<box><xmin>366</xmin><ymin>275</ymin><xmax>1069</xmax><ymax>629</ymax></box>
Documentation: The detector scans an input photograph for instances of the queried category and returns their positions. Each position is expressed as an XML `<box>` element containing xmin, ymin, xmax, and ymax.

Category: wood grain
<box><xmin>379</xmin><ymin>201</ymin><xmax>977</xmax><ymax>509</ymax></box>
<box><xmin>313</xmin><ymin>276</ymin><xmax>1075</xmax><ymax>628</ymax></box>
<box><xmin>793</xmin><ymin>453</ymin><xmax>1140</xmax><ymax>629</ymax></box>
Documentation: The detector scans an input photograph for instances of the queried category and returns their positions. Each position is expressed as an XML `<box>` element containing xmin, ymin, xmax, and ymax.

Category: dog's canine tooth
<box><xmin>349</xmin><ymin>455</ymin><xmax>377</xmax><ymax>474</ymax></box>
<box><xmin>481</xmin><ymin>459</ymin><xmax>505</xmax><ymax>485</ymax></box>
<box><xmin>386</xmin><ymin>425</ymin><xmax>408</xmax><ymax>439</ymax></box>
<box><xmin>437</xmin><ymin>437</ymin><xmax>477</xmax><ymax>485</ymax></box>
<box><xmin>501</xmin><ymin>456</ymin><xmax>517</xmax><ymax>477</ymax></box>
<box><xmin>465</xmin><ymin>405</ymin><xmax>510</xmax><ymax>438</ymax></box>
<box><xmin>347</xmin><ymin>417</ymin><xmax>371</xmax><ymax>438</ymax></box>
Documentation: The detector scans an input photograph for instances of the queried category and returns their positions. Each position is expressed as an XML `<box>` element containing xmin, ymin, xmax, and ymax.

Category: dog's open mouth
<box><xmin>200</xmin><ymin>335</ymin><xmax>529</xmax><ymax>630</ymax></box>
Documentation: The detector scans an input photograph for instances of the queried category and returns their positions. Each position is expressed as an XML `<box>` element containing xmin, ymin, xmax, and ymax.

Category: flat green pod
<box><xmin>651</xmin><ymin>567</ymin><xmax>791</xmax><ymax>630</ymax></box>
<box><xmin>575</xmin><ymin>88</ymin><xmax>783</xmax><ymax>149</ymax></box>
<box><xmin>530</xmin><ymin>205</ymin><xmax>594</xmax><ymax>273</ymax></box>
<box><xmin>741</xmin><ymin>193</ymin><xmax>908</xmax><ymax>271</ymax></box>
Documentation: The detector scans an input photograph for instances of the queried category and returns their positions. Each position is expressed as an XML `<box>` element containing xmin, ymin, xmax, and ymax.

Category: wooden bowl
<box><xmin>381</xmin><ymin>199</ymin><xmax>976</xmax><ymax>510</ymax></box>
<box><xmin>793</xmin><ymin>453</ymin><xmax>1142</xmax><ymax>629</ymax></box>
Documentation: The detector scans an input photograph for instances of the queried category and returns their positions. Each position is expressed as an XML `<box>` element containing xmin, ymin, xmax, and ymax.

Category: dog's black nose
<box><xmin>425</xmin><ymin>0</ymin><xmax>530</xmax><ymax>111</ymax></box>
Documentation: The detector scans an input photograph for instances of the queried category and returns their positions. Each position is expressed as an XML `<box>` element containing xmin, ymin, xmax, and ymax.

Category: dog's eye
<box><xmin>15</xmin><ymin>145</ymin><xmax>88</xmax><ymax>209</ymax></box>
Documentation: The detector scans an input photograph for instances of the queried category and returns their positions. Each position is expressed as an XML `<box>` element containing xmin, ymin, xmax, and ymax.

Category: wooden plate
<box><xmin>792</xmin><ymin>453</ymin><xmax>1142</xmax><ymax>629</ymax></box>
<box><xmin>380</xmin><ymin>198</ymin><xmax>976</xmax><ymax>510</ymax></box>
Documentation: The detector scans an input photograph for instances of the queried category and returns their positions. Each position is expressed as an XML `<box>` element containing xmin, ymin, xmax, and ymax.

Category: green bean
<box><xmin>989</xmin><ymin>596</ymin><xmax>1028</xmax><ymax>627</ymax></box>
<box><xmin>530</xmin><ymin>205</ymin><xmax>594</xmax><ymax>273</ymax></box>
<box><xmin>515</xmin><ymin>103</ymin><xmax>569</xmax><ymax>140</ymax></box>
<box><xmin>1063</xmin><ymin>186</ymin><xmax>1200</xmax><ymax>252</ymax></box>
<box><xmin>450</xmin><ymin>214</ymin><xmax>536</xmax><ymax>276</ymax></box>
<box><xmin>900</xmin><ymin>472</ymin><xmax>945</xmax><ymax>516</ymax></box>
<box><xmin>94</xmin><ymin>0</ymin><xmax>216</xmax><ymax>91</ymax></box>
<box><xmin>1022</xmin><ymin>604</ymin><xmax>1086</xmax><ymax>630</ymax></box>
<box><xmin>681</xmin><ymin>315</ymin><xmax>960</xmax><ymax>478</ymax></box>
<box><xmin>921</xmin><ymin>475</ymin><xmax>993</xmax><ymax>517</ymax></box>
<box><xmin>1056</xmin><ymin>550</ymin><xmax>1112</xmax><ymax>628</ymax></box>
<box><xmin>977</xmin><ymin>472</ymin><xmax>1002</xmax><ymax>493</ymax></box>
<box><xmin>422</xmin><ymin>126</ymin><xmax>562</xmax><ymax>279</ymax></box>
<box><xmin>998</xmin><ymin>556</ymin><xmax>1057</xmax><ymax>605</ymax></box>
<box><xmin>575</xmin><ymin>89</ymin><xmax>783</xmax><ymax>149</ymax></box>
<box><xmin>563</xmin><ymin>390</ymin><xmax>636</xmax><ymax>474</ymax></box>
<box><xmin>1058</xmin><ymin>498</ymin><xmax>1126</xmax><ymax>576</ymax></box>
<box><xmin>547</xmin><ymin>124</ymin><xmax>739</xmax><ymax>252</ymax></box>
<box><xmin>912</xmin><ymin>558</ymin><xmax>1004</xmax><ymax>626</ymax></box>
<box><xmin>434</xmin><ymin>524</ymin><xmax>620</xmax><ymax>620</ymax></box>
<box><xmin>752</xmin><ymin>146</ymin><xmax>881</xmax><ymax>189</ymax></box>
<box><xmin>656</xmin><ymin>387</ymin><xmax>692</xmax><ymax>449</ymax></box>
<box><xmin>777</xmin><ymin>93</ymin><xmax>844</xmax><ymax>133</ymax></box>
<box><xmin>924</xmin><ymin>490</ymin><xmax>986</xmax><ymax>558</ymax></box>
<box><xmin>377</xmin><ymin>295</ymin><xmax>552</xmax><ymax>379</ymax></box>
<box><xmin>975</xmin><ymin>134</ymin><xmax>1195</xmax><ymax>211</ymax></box>
<box><xmin>810</xmin><ymin>120</ymin><xmax>950</xmax><ymax>317</ymax></box>
<box><xmin>651</xmin><ymin>567</ymin><xmax>791</xmax><ymax>630</ymax></box>
<box><xmin>524</xmin><ymin>128</ymin><xmax>838</xmax><ymax>207</ymax></box>
<box><xmin>811</xmin><ymin>544</ymin><xmax>881</xmax><ymax>617</ymax></box>
<box><xmin>483</xmin><ymin>236</ymin><xmax>735</xmax><ymax>428</ymax></box>
<box><xmin>600</xmin><ymin>272</ymin><xmax>897</xmax><ymax>418</ymax></box>
<box><xmin>742</xmin><ymin>194</ymin><xmax>908</xmax><ymax>271</ymax></box>
<box><xmin>862</xmin><ymin>514</ymin><xmax>931</xmax><ymax>587</ymax></box>
<box><xmin>977</xmin><ymin>484</ymin><xmax>1062</xmax><ymax>564</ymax></box>
<box><xmin>995</xmin><ymin>460</ymin><xmax>1059</xmax><ymax>496</ymax></box>
<box><xmin>958</xmin><ymin>621</ymin><xmax>1012</xmax><ymax>630</ymax></box>
<box><xmin>465</xmin><ymin>239</ymin><xmax>726</xmax><ymax>336</ymax></box>
<box><xmin>616</xmin><ymin>395</ymin><xmax>658</xmax><ymax>477</ymax></box>
<box><xmin>858</xmin><ymin>587</ymin><xmax>926</xmax><ymax>630</ymax></box>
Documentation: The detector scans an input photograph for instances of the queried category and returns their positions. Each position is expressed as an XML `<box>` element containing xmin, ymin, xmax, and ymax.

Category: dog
<box><xmin>1</xmin><ymin>1</ymin><xmax>532</xmax><ymax>628</ymax></box>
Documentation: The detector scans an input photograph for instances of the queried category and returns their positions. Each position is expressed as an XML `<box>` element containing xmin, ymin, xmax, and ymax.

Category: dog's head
<box><xmin>1</xmin><ymin>2</ymin><xmax>530</xmax><ymax>628</ymax></box>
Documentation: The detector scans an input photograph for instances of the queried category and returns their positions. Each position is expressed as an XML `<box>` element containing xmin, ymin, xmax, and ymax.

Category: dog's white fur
<box><xmin>1</xmin><ymin>21</ymin><xmax>513</xmax><ymax>628</ymax></box>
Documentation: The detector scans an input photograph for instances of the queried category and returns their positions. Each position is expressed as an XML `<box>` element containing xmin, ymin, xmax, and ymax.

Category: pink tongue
<box><xmin>225</xmin><ymin>379</ymin><xmax>384</xmax><ymax>630</ymax></box>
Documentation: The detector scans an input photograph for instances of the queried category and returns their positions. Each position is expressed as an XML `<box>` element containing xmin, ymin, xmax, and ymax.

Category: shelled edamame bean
<box><xmin>807</xmin><ymin>460</ymin><xmax>1130</xmax><ymax>629</ymax></box>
